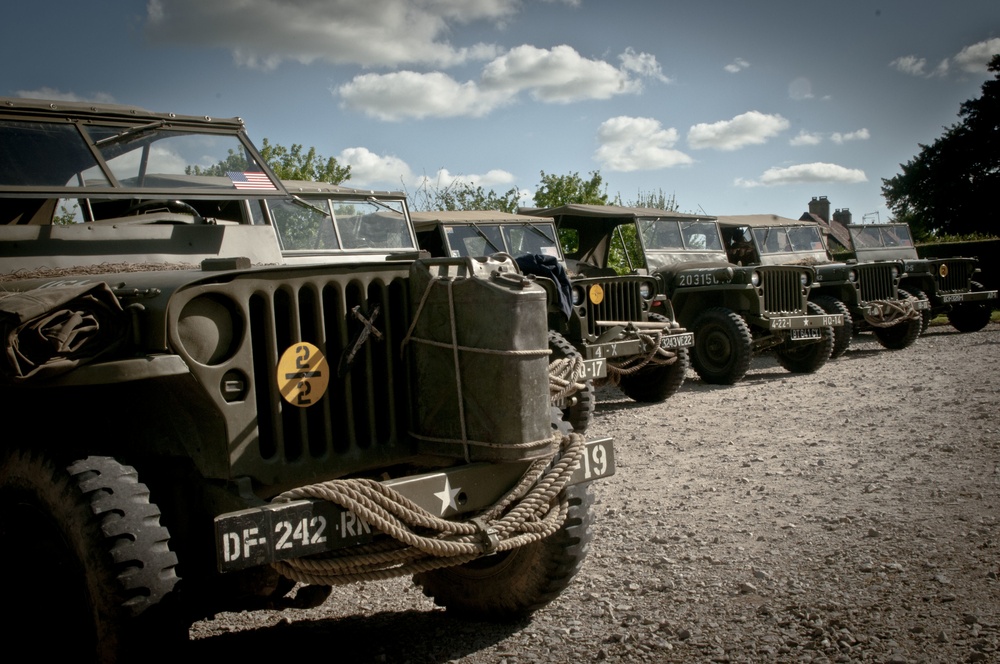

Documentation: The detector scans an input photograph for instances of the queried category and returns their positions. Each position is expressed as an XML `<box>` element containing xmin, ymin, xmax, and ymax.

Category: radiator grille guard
<box><xmin>581</xmin><ymin>277</ymin><xmax>647</xmax><ymax>336</ymax></box>
<box><xmin>760</xmin><ymin>267</ymin><xmax>807</xmax><ymax>315</ymax></box>
<box><xmin>856</xmin><ymin>263</ymin><xmax>897</xmax><ymax>302</ymax></box>
<box><xmin>932</xmin><ymin>259</ymin><xmax>973</xmax><ymax>293</ymax></box>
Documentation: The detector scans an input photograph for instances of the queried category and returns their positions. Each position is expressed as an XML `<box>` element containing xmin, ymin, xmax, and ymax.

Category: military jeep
<box><xmin>846</xmin><ymin>222</ymin><xmax>997</xmax><ymax>333</ymax></box>
<box><xmin>0</xmin><ymin>97</ymin><xmax>615</xmax><ymax>661</ymax></box>
<box><xmin>525</xmin><ymin>205</ymin><xmax>841</xmax><ymax>386</ymax></box>
<box><xmin>717</xmin><ymin>215</ymin><xmax>924</xmax><ymax>357</ymax></box>
<box><xmin>412</xmin><ymin>210</ymin><xmax>694</xmax><ymax>422</ymax></box>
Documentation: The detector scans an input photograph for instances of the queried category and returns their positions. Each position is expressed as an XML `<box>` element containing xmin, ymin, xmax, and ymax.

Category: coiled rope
<box><xmin>863</xmin><ymin>295</ymin><xmax>922</xmax><ymax>328</ymax></box>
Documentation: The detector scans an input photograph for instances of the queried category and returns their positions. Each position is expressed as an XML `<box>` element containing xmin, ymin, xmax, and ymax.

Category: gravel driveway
<box><xmin>190</xmin><ymin>322</ymin><xmax>1000</xmax><ymax>663</ymax></box>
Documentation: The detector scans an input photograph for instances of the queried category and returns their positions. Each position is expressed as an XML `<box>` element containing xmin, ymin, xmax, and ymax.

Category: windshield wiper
<box><xmin>93</xmin><ymin>120</ymin><xmax>166</xmax><ymax>148</ymax></box>
<box><xmin>469</xmin><ymin>223</ymin><xmax>504</xmax><ymax>254</ymax></box>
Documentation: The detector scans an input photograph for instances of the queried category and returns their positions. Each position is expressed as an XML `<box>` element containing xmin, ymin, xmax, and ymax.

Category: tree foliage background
<box><xmin>259</xmin><ymin>138</ymin><xmax>351</xmax><ymax>184</ymax></box>
<box><xmin>882</xmin><ymin>54</ymin><xmax>1000</xmax><ymax>240</ymax></box>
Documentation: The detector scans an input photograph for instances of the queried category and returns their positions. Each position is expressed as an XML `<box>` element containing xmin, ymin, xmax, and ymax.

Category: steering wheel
<box><xmin>126</xmin><ymin>200</ymin><xmax>206</xmax><ymax>224</ymax></box>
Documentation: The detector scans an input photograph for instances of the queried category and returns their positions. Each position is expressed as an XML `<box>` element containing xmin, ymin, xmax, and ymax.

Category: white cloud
<box><xmin>788</xmin><ymin>77</ymin><xmax>814</xmax><ymax>100</ymax></box>
<box><xmin>415</xmin><ymin>167</ymin><xmax>516</xmax><ymax>189</ymax></box>
<box><xmin>15</xmin><ymin>87</ymin><xmax>116</xmax><ymax>104</ymax></box>
<box><xmin>687</xmin><ymin>111</ymin><xmax>790</xmax><ymax>151</ymax></box>
<box><xmin>724</xmin><ymin>58</ymin><xmax>750</xmax><ymax>74</ymax></box>
<box><xmin>337</xmin><ymin>71</ymin><xmax>508</xmax><ymax>120</ymax></box>
<box><xmin>953</xmin><ymin>38</ymin><xmax>1000</xmax><ymax>73</ymax></box>
<box><xmin>735</xmin><ymin>162</ymin><xmax>867</xmax><ymax>188</ymax></box>
<box><xmin>890</xmin><ymin>54</ymin><xmax>948</xmax><ymax>78</ymax></box>
<box><xmin>594</xmin><ymin>116</ymin><xmax>692</xmax><ymax>172</ymax></box>
<box><xmin>144</xmin><ymin>0</ymin><xmax>512</xmax><ymax>69</ymax></box>
<box><xmin>481</xmin><ymin>44</ymin><xmax>642</xmax><ymax>102</ymax></box>
<box><xmin>619</xmin><ymin>48</ymin><xmax>671</xmax><ymax>83</ymax></box>
<box><xmin>337</xmin><ymin>147</ymin><xmax>414</xmax><ymax>186</ymax></box>
<box><xmin>790</xmin><ymin>130</ymin><xmax>823</xmax><ymax>147</ymax></box>
<box><xmin>831</xmin><ymin>128</ymin><xmax>870</xmax><ymax>144</ymax></box>
<box><xmin>338</xmin><ymin>45</ymin><xmax>659</xmax><ymax>119</ymax></box>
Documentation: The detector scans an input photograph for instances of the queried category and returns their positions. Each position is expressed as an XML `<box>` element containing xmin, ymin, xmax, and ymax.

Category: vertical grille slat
<box><xmin>935</xmin><ymin>260</ymin><xmax>972</xmax><ymax>292</ymax></box>
<box><xmin>856</xmin><ymin>264</ymin><xmax>895</xmax><ymax>302</ymax></box>
<box><xmin>761</xmin><ymin>268</ymin><xmax>803</xmax><ymax>315</ymax></box>
<box><xmin>584</xmin><ymin>278</ymin><xmax>645</xmax><ymax>335</ymax></box>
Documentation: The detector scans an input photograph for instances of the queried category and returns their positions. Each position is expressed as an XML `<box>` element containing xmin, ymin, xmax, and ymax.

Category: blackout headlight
<box><xmin>751</xmin><ymin>271</ymin><xmax>761</xmax><ymax>287</ymax></box>
<box><xmin>639</xmin><ymin>282</ymin><xmax>653</xmax><ymax>299</ymax></box>
<box><xmin>572</xmin><ymin>285</ymin><xmax>586</xmax><ymax>306</ymax></box>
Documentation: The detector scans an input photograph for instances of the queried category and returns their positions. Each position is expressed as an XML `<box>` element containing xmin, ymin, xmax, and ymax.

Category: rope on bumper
<box><xmin>270</xmin><ymin>432</ymin><xmax>585</xmax><ymax>585</ymax></box>
<box><xmin>863</xmin><ymin>296</ymin><xmax>922</xmax><ymax>328</ymax></box>
<box><xmin>606</xmin><ymin>327</ymin><xmax>678</xmax><ymax>380</ymax></box>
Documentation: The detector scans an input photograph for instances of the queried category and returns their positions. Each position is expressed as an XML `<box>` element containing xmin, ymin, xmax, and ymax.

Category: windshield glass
<box><xmin>502</xmin><ymin>223</ymin><xmax>561</xmax><ymax>258</ymax></box>
<box><xmin>752</xmin><ymin>226</ymin><xmax>825</xmax><ymax>255</ymax></box>
<box><xmin>270</xmin><ymin>197</ymin><xmax>411</xmax><ymax>252</ymax></box>
<box><xmin>0</xmin><ymin>120</ymin><xmax>110</xmax><ymax>187</ymax></box>
<box><xmin>850</xmin><ymin>224</ymin><xmax>914</xmax><ymax>249</ymax></box>
<box><xmin>444</xmin><ymin>224</ymin><xmax>505</xmax><ymax>256</ymax></box>
<box><xmin>640</xmin><ymin>219</ymin><xmax>723</xmax><ymax>251</ymax></box>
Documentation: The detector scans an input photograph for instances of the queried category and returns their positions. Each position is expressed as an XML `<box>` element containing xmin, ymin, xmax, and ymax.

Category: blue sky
<box><xmin>3</xmin><ymin>1</ymin><xmax>998</xmax><ymax>221</ymax></box>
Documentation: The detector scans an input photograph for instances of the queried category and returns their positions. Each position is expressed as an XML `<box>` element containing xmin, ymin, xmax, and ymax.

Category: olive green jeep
<box><xmin>412</xmin><ymin>210</ymin><xmax>694</xmax><ymax>424</ymax></box>
<box><xmin>524</xmin><ymin>205</ymin><xmax>842</xmax><ymax>385</ymax></box>
<box><xmin>846</xmin><ymin>223</ymin><xmax>997</xmax><ymax>333</ymax></box>
<box><xmin>716</xmin><ymin>215</ymin><xmax>924</xmax><ymax>357</ymax></box>
<box><xmin>0</xmin><ymin>97</ymin><xmax>614</xmax><ymax>661</ymax></box>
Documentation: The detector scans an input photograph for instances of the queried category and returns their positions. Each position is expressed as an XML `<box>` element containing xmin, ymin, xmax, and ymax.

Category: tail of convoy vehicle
<box><xmin>411</xmin><ymin>210</ymin><xmax>694</xmax><ymax>425</ymax></box>
<box><xmin>716</xmin><ymin>215</ymin><xmax>925</xmax><ymax>357</ymax></box>
<box><xmin>0</xmin><ymin>97</ymin><xmax>614</xmax><ymax>661</ymax></box>
<box><xmin>523</xmin><ymin>205</ymin><xmax>842</xmax><ymax>386</ymax></box>
<box><xmin>846</xmin><ymin>222</ymin><xmax>997</xmax><ymax>333</ymax></box>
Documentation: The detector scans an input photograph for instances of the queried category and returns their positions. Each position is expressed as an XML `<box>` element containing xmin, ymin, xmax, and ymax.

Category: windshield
<box><xmin>640</xmin><ymin>219</ymin><xmax>723</xmax><ymax>251</ymax></box>
<box><xmin>0</xmin><ymin>119</ymin><xmax>278</xmax><ymax>192</ymax></box>
<box><xmin>269</xmin><ymin>197</ymin><xmax>412</xmax><ymax>252</ymax></box>
<box><xmin>849</xmin><ymin>224</ymin><xmax>914</xmax><ymax>249</ymax></box>
<box><xmin>443</xmin><ymin>222</ymin><xmax>561</xmax><ymax>259</ymax></box>
<box><xmin>753</xmin><ymin>226</ymin><xmax>825</xmax><ymax>255</ymax></box>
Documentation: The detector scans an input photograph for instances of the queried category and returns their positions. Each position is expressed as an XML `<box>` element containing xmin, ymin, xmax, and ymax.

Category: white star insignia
<box><xmin>433</xmin><ymin>477</ymin><xmax>462</xmax><ymax>515</ymax></box>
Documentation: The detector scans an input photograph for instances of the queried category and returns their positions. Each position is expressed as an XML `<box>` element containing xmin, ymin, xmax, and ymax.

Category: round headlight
<box><xmin>177</xmin><ymin>294</ymin><xmax>242</xmax><ymax>366</ymax></box>
<box><xmin>750</xmin><ymin>271</ymin><xmax>761</xmax><ymax>287</ymax></box>
<box><xmin>891</xmin><ymin>266</ymin><xmax>899</xmax><ymax>279</ymax></box>
<box><xmin>848</xmin><ymin>269</ymin><xmax>857</xmax><ymax>282</ymax></box>
<box><xmin>639</xmin><ymin>282</ymin><xmax>653</xmax><ymax>299</ymax></box>
<box><xmin>571</xmin><ymin>285</ymin><xmax>586</xmax><ymax>306</ymax></box>
<box><xmin>800</xmin><ymin>272</ymin><xmax>809</xmax><ymax>286</ymax></box>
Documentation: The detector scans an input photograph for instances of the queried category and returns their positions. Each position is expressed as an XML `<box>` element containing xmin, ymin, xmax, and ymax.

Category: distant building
<box><xmin>799</xmin><ymin>196</ymin><xmax>852</xmax><ymax>252</ymax></box>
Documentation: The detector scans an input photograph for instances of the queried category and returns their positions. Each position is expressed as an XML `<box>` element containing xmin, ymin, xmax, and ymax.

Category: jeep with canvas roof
<box><xmin>523</xmin><ymin>205</ymin><xmax>842</xmax><ymax>385</ymax></box>
<box><xmin>846</xmin><ymin>222</ymin><xmax>997</xmax><ymax>333</ymax></box>
<box><xmin>0</xmin><ymin>97</ymin><xmax>615</xmax><ymax>661</ymax></box>
<box><xmin>716</xmin><ymin>215</ymin><xmax>925</xmax><ymax>357</ymax></box>
<box><xmin>411</xmin><ymin>209</ymin><xmax>694</xmax><ymax>423</ymax></box>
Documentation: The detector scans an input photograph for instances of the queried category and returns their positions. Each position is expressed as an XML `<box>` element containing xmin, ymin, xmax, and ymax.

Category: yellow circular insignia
<box><xmin>277</xmin><ymin>342</ymin><xmax>330</xmax><ymax>407</ymax></box>
<box><xmin>589</xmin><ymin>284</ymin><xmax>605</xmax><ymax>305</ymax></box>
<box><xmin>938</xmin><ymin>264</ymin><xmax>949</xmax><ymax>278</ymax></box>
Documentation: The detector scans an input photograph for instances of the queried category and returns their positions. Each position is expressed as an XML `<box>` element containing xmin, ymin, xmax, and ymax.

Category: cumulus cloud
<box><xmin>953</xmin><ymin>37</ymin><xmax>1000</xmax><ymax>73</ymax></box>
<box><xmin>619</xmin><ymin>47</ymin><xmax>671</xmax><ymax>83</ymax></box>
<box><xmin>144</xmin><ymin>0</ymin><xmax>514</xmax><ymax>69</ymax></box>
<box><xmin>687</xmin><ymin>111</ymin><xmax>790</xmax><ymax>151</ymax></box>
<box><xmin>831</xmin><ymin>128</ymin><xmax>870</xmax><ymax>144</ymax></box>
<box><xmin>790</xmin><ymin>130</ymin><xmax>823</xmax><ymax>147</ymax></box>
<box><xmin>15</xmin><ymin>87</ymin><xmax>116</xmax><ymax>103</ymax></box>
<box><xmin>338</xmin><ymin>45</ymin><xmax>663</xmax><ymax>119</ymax></box>
<box><xmin>735</xmin><ymin>162</ymin><xmax>867</xmax><ymax>187</ymax></box>
<box><xmin>415</xmin><ymin>167</ymin><xmax>517</xmax><ymax>189</ymax></box>
<box><xmin>594</xmin><ymin>116</ymin><xmax>693</xmax><ymax>172</ymax></box>
<box><xmin>724</xmin><ymin>58</ymin><xmax>750</xmax><ymax>74</ymax></box>
<box><xmin>889</xmin><ymin>55</ymin><xmax>948</xmax><ymax>78</ymax></box>
<box><xmin>337</xmin><ymin>146</ymin><xmax>516</xmax><ymax>192</ymax></box>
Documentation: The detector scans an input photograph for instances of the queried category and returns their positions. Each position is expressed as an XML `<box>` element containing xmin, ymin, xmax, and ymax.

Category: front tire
<box><xmin>548</xmin><ymin>330</ymin><xmax>595</xmax><ymax>433</ymax></box>
<box><xmin>812</xmin><ymin>295</ymin><xmax>853</xmax><ymax>359</ymax></box>
<box><xmin>413</xmin><ymin>483</ymin><xmax>593</xmax><ymax>621</ymax></box>
<box><xmin>947</xmin><ymin>282</ymin><xmax>993</xmax><ymax>333</ymax></box>
<box><xmin>0</xmin><ymin>451</ymin><xmax>181</xmax><ymax>662</ymax></box>
<box><xmin>871</xmin><ymin>290</ymin><xmax>922</xmax><ymax>350</ymax></box>
<box><xmin>617</xmin><ymin>313</ymin><xmax>689</xmax><ymax>402</ymax></box>
<box><xmin>689</xmin><ymin>307</ymin><xmax>753</xmax><ymax>385</ymax></box>
<box><xmin>773</xmin><ymin>302</ymin><xmax>833</xmax><ymax>373</ymax></box>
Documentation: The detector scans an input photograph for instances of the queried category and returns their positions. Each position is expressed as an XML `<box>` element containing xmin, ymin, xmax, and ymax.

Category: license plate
<box><xmin>790</xmin><ymin>328</ymin><xmax>821</xmax><ymax>340</ymax></box>
<box><xmin>660</xmin><ymin>332</ymin><xmax>694</xmax><ymax>350</ymax></box>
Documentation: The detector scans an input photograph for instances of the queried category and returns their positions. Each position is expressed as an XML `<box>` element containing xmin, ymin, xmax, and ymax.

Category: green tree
<box><xmin>259</xmin><ymin>138</ymin><xmax>351</xmax><ymax>184</ymax></box>
<box><xmin>621</xmin><ymin>188</ymin><xmax>679</xmax><ymax>211</ymax></box>
<box><xmin>532</xmin><ymin>170</ymin><xmax>608</xmax><ymax>208</ymax></box>
<box><xmin>410</xmin><ymin>179</ymin><xmax>521</xmax><ymax>212</ymax></box>
<box><xmin>882</xmin><ymin>54</ymin><xmax>1000</xmax><ymax>239</ymax></box>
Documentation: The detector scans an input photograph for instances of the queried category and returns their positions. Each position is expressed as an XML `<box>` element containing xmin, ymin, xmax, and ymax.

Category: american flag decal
<box><xmin>227</xmin><ymin>171</ymin><xmax>278</xmax><ymax>190</ymax></box>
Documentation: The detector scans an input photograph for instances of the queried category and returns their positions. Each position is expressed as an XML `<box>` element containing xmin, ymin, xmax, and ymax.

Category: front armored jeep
<box><xmin>526</xmin><ymin>205</ymin><xmax>841</xmax><ymax>386</ymax></box>
<box><xmin>847</xmin><ymin>223</ymin><xmax>997</xmax><ymax>333</ymax></box>
<box><xmin>717</xmin><ymin>215</ymin><xmax>924</xmax><ymax>357</ymax></box>
<box><xmin>412</xmin><ymin>210</ymin><xmax>694</xmax><ymax>421</ymax></box>
<box><xmin>0</xmin><ymin>97</ymin><xmax>615</xmax><ymax>661</ymax></box>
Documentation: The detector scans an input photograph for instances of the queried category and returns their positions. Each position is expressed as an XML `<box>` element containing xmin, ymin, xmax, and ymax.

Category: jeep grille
<box><xmin>933</xmin><ymin>259</ymin><xmax>973</xmax><ymax>293</ymax></box>
<box><xmin>760</xmin><ymin>267</ymin><xmax>806</xmax><ymax>315</ymax></box>
<box><xmin>855</xmin><ymin>263</ymin><xmax>896</xmax><ymax>302</ymax></box>
<box><xmin>582</xmin><ymin>277</ymin><xmax>646</xmax><ymax>336</ymax></box>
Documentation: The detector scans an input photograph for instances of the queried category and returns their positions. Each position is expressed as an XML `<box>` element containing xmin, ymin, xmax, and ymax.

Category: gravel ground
<box><xmin>189</xmin><ymin>322</ymin><xmax>1000</xmax><ymax>663</ymax></box>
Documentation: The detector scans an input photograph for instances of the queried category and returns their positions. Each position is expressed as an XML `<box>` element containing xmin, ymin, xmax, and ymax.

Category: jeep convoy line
<box><xmin>523</xmin><ymin>205</ymin><xmax>842</xmax><ymax>386</ymax></box>
<box><xmin>0</xmin><ymin>97</ymin><xmax>615</xmax><ymax>661</ymax></box>
<box><xmin>716</xmin><ymin>215</ymin><xmax>925</xmax><ymax>357</ymax></box>
<box><xmin>845</xmin><ymin>222</ymin><xmax>997</xmax><ymax>334</ymax></box>
<box><xmin>410</xmin><ymin>209</ymin><xmax>694</xmax><ymax>421</ymax></box>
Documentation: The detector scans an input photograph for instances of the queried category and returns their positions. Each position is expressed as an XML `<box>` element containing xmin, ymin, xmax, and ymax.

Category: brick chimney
<box><xmin>808</xmin><ymin>196</ymin><xmax>831</xmax><ymax>222</ymax></box>
<box><xmin>832</xmin><ymin>208</ymin><xmax>852</xmax><ymax>225</ymax></box>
